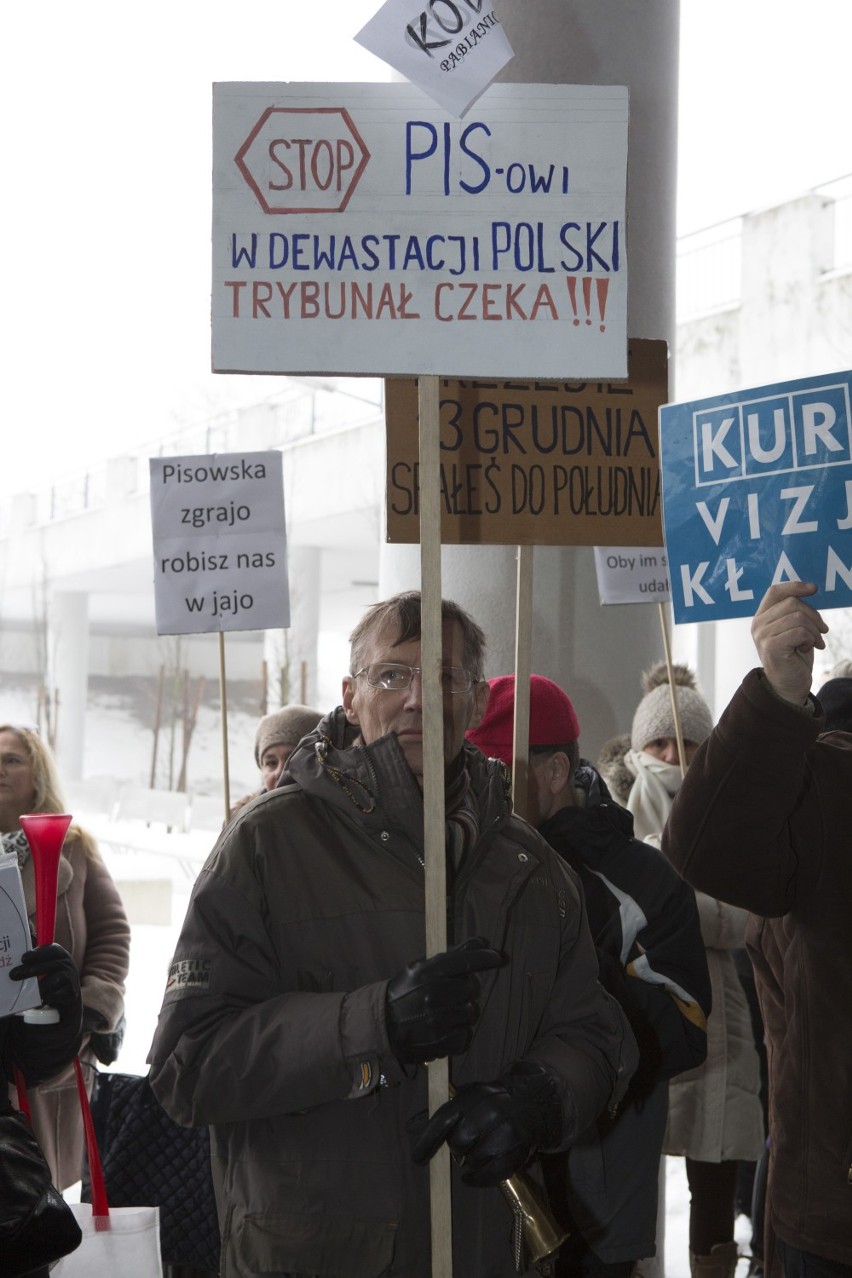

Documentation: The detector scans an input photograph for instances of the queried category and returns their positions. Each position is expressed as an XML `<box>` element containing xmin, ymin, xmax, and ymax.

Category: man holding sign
<box><xmin>663</xmin><ymin>582</ymin><xmax>852</xmax><ymax>1278</ymax></box>
<box><xmin>149</xmin><ymin>591</ymin><xmax>636</xmax><ymax>1278</ymax></box>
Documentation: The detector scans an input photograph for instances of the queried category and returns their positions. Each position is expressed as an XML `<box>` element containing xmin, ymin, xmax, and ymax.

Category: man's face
<box><xmin>342</xmin><ymin>619</ymin><xmax>488</xmax><ymax>786</ymax></box>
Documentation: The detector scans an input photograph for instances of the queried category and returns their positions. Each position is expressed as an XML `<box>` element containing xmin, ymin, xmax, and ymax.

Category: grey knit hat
<box><xmin>254</xmin><ymin>705</ymin><xmax>322</xmax><ymax>766</ymax></box>
<box><xmin>630</xmin><ymin>662</ymin><xmax>713</xmax><ymax>752</ymax></box>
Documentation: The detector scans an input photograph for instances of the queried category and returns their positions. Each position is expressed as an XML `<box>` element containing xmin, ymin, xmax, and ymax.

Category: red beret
<box><xmin>466</xmin><ymin>674</ymin><xmax>580</xmax><ymax>767</ymax></box>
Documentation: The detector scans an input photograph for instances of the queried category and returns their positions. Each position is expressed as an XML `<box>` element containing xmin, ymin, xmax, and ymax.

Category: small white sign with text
<box><xmin>149</xmin><ymin>452</ymin><xmax>290</xmax><ymax>635</ymax></box>
<box><xmin>593</xmin><ymin>545</ymin><xmax>671</xmax><ymax>605</ymax></box>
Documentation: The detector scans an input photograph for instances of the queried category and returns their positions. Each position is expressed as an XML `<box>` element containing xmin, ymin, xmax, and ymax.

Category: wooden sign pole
<box><xmin>657</xmin><ymin>602</ymin><xmax>687</xmax><ymax>779</ymax></box>
<box><xmin>218</xmin><ymin>632</ymin><xmax>232</xmax><ymax>822</ymax></box>
<box><xmin>418</xmin><ymin>375</ymin><xmax>453</xmax><ymax>1278</ymax></box>
<box><xmin>511</xmin><ymin>546</ymin><xmax>534</xmax><ymax>820</ymax></box>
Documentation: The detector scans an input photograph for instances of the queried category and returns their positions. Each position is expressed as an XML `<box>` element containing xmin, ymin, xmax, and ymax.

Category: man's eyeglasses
<box><xmin>353</xmin><ymin>663</ymin><xmax>476</xmax><ymax>694</ymax></box>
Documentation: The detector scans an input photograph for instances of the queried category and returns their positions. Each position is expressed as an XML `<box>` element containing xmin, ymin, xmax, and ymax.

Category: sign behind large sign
<box><xmin>386</xmin><ymin>340</ymin><xmax>667</xmax><ymax>545</ymax></box>
<box><xmin>213</xmin><ymin>82</ymin><xmax>628</xmax><ymax>378</ymax></box>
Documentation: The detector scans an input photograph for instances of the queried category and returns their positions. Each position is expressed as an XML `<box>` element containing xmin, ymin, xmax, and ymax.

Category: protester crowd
<box><xmin>3</xmin><ymin>581</ymin><xmax>850</xmax><ymax>1278</ymax></box>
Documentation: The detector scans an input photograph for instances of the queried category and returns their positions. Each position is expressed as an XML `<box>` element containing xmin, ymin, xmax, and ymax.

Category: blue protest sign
<box><xmin>661</xmin><ymin>369</ymin><xmax>852</xmax><ymax>623</ymax></box>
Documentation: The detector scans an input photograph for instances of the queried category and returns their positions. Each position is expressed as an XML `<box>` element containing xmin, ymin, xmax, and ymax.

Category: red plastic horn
<box><xmin>19</xmin><ymin>813</ymin><xmax>73</xmax><ymax>946</ymax></box>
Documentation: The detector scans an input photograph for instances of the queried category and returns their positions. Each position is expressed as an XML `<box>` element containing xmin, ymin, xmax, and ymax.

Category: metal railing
<box><xmin>4</xmin><ymin>379</ymin><xmax>383</xmax><ymax>536</ymax></box>
<box><xmin>676</xmin><ymin>219</ymin><xmax>743</xmax><ymax>320</ymax></box>
<box><xmin>676</xmin><ymin>173</ymin><xmax>852</xmax><ymax>321</ymax></box>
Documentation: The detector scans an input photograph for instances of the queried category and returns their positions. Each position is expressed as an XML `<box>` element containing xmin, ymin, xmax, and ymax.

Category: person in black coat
<box><xmin>469</xmin><ymin>674</ymin><xmax>711</xmax><ymax>1278</ymax></box>
<box><xmin>2</xmin><ymin>942</ymin><xmax>83</xmax><ymax>1278</ymax></box>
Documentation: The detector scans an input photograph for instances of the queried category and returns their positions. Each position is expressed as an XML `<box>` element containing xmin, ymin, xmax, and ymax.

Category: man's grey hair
<box><xmin>348</xmin><ymin>591</ymin><xmax>486</xmax><ymax>681</ymax></box>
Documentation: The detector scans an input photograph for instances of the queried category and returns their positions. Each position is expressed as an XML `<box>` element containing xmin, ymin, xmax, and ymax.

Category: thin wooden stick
<box><xmin>418</xmin><ymin>373</ymin><xmax>453</xmax><ymax>1278</ymax></box>
<box><xmin>512</xmin><ymin>546</ymin><xmax>534</xmax><ymax>819</ymax></box>
<box><xmin>218</xmin><ymin>632</ymin><xmax>232</xmax><ymax>822</ymax></box>
<box><xmin>657</xmin><ymin>601</ymin><xmax>686</xmax><ymax>778</ymax></box>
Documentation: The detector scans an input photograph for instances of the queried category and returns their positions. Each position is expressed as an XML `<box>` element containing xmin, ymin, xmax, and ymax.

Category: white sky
<box><xmin>3</xmin><ymin>0</ymin><xmax>851</xmax><ymax>486</ymax></box>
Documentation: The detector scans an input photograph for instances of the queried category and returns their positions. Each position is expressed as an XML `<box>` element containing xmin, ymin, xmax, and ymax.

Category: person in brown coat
<box><xmin>599</xmin><ymin>666</ymin><xmax>765</xmax><ymax>1278</ymax></box>
<box><xmin>0</xmin><ymin>724</ymin><xmax>130</xmax><ymax>1188</ymax></box>
<box><xmin>663</xmin><ymin>581</ymin><xmax>852</xmax><ymax>1278</ymax></box>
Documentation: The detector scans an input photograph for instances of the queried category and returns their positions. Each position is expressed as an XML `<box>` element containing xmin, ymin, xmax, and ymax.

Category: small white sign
<box><xmin>0</xmin><ymin>853</ymin><xmax>40</xmax><ymax>1018</ymax></box>
<box><xmin>593</xmin><ymin>545</ymin><xmax>671</xmax><ymax>605</ymax></box>
<box><xmin>149</xmin><ymin>452</ymin><xmax>290</xmax><ymax>635</ymax></box>
<box><xmin>355</xmin><ymin>0</ymin><xmax>514</xmax><ymax>118</ymax></box>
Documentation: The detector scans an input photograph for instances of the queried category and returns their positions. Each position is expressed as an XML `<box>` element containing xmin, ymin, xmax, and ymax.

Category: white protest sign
<box><xmin>0</xmin><ymin>853</ymin><xmax>40</xmax><ymax>1017</ymax></box>
<box><xmin>354</xmin><ymin>0</ymin><xmax>514</xmax><ymax>118</ymax></box>
<box><xmin>213</xmin><ymin>82</ymin><xmax>628</xmax><ymax>379</ymax></box>
<box><xmin>149</xmin><ymin>452</ymin><xmax>290</xmax><ymax>635</ymax></box>
<box><xmin>593</xmin><ymin>545</ymin><xmax>671</xmax><ymax>604</ymax></box>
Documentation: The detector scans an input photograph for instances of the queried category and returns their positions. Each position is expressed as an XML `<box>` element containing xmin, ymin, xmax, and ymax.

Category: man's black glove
<box><xmin>411</xmin><ymin>1059</ymin><xmax>562</xmax><ymax>1186</ymax></box>
<box><xmin>386</xmin><ymin>936</ymin><xmax>503</xmax><ymax>1065</ymax></box>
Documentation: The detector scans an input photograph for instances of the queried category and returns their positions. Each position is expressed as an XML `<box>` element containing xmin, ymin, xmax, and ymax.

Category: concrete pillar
<box><xmin>10</xmin><ymin>493</ymin><xmax>37</xmax><ymax>529</ymax></box>
<box><xmin>290</xmin><ymin>545</ymin><xmax>322</xmax><ymax>706</ymax></box>
<box><xmin>379</xmin><ymin>0</ymin><xmax>680</xmax><ymax>762</ymax></box>
<box><xmin>265</xmin><ymin>545</ymin><xmax>322</xmax><ymax>708</ymax></box>
<box><xmin>49</xmin><ymin>591</ymin><xmax>89</xmax><ymax>781</ymax></box>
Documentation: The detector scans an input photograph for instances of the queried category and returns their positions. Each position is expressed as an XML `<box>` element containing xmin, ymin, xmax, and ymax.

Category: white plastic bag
<box><xmin>53</xmin><ymin>1061</ymin><xmax>163</xmax><ymax>1276</ymax></box>
<box><xmin>54</xmin><ymin>1203</ymin><xmax>163</xmax><ymax>1278</ymax></box>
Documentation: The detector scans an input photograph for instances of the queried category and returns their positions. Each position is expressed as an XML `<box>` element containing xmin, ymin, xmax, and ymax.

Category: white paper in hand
<box><xmin>0</xmin><ymin>851</ymin><xmax>40</xmax><ymax>1016</ymax></box>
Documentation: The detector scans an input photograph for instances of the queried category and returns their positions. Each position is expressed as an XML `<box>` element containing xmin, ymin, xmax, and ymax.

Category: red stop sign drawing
<box><xmin>234</xmin><ymin>107</ymin><xmax>371</xmax><ymax>214</ymax></box>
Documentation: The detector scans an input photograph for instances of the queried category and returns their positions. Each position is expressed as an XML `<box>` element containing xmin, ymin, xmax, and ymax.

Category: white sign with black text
<box><xmin>149</xmin><ymin>452</ymin><xmax>290</xmax><ymax>635</ymax></box>
<box><xmin>593</xmin><ymin>545</ymin><xmax>671</xmax><ymax>605</ymax></box>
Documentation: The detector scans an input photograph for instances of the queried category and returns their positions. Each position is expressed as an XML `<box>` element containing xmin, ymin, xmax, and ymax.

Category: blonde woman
<box><xmin>0</xmin><ymin>724</ymin><xmax>130</xmax><ymax>1188</ymax></box>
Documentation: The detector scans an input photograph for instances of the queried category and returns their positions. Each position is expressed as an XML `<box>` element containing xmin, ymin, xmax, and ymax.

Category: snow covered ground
<box><xmin>0</xmin><ymin>674</ymin><xmax>262</xmax><ymax>802</ymax></box>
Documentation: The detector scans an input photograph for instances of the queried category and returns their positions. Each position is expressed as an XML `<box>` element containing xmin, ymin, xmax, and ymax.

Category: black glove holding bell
<box><xmin>411</xmin><ymin>1059</ymin><xmax>563</xmax><ymax>1186</ymax></box>
<box><xmin>386</xmin><ymin>936</ymin><xmax>503</xmax><ymax>1065</ymax></box>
